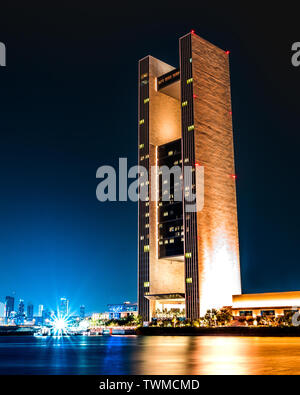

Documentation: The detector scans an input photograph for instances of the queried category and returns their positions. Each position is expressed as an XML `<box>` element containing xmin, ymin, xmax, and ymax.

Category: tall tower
<box><xmin>60</xmin><ymin>297</ymin><xmax>69</xmax><ymax>316</ymax></box>
<box><xmin>27</xmin><ymin>303</ymin><xmax>34</xmax><ymax>320</ymax></box>
<box><xmin>138</xmin><ymin>32</ymin><xmax>241</xmax><ymax>321</ymax></box>
<box><xmin>5</xmin><ymin>296</ymin><xmax>14</xmax><ymax>319</ymax></box>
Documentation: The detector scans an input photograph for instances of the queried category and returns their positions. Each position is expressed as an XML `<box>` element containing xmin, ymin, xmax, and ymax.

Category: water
<box><xmin>0</xmin><ymin>335</ymin><xmax>300</xmax><ymax>375</ymax></box>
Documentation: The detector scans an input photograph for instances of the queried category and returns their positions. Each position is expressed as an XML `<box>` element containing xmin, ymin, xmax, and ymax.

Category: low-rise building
<box><xmin>107</xmin><ymin>302</ymin><xmax>138</xmax><ymax>319</ymax></box>
<box><xmin>231</xmin><ymin>291</ymin><xmax>300</xmax><ymax>318</ymax></box>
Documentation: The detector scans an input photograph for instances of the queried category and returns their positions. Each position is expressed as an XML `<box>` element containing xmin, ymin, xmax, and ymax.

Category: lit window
<box><xmin>174</xmin><ymin>161</ymin><xmax>179</xmax><ymax>165</ymax></box>
<box><xmin>186</xmin><ymin>278</ymin><xmax>193</xmax><ymax>284</ymax></box>
<box><xmin>189</xmin><ymin>58</ymin><xmax>192</xmax><ymax>63</ymax></box>
<box><xmin>184</xmin><ymin>158</ymin><xmax>189</xmax><ymax>163</ymax></box>
<box><xmin>141</xmin><ymin>73</ymin><xmax>148</xmax><ymax>80</ymax></box>
<box><xmin>159</xmin><ymin>241</ymin><xmax>163</xmax><ymax>245</ymax></box>
<box><xmin>169</xmin><ymin>227</ymin><xmax>174</xmax><ymax>232</ymax></box>
<box><xmin>170</xmin><ymin>239</ymin><xmax>174</xmax><ymax>244</ymax></box>
<box><xmin>188</xmin><ymin>125</ymin><xmax>194</xmax><ymax>132</ymax></box>
<box><xmin>139</xmin><ymin>119</ymin><xmax>145</xmax><ymax>125</ymax></box>
<box><xmin>185</xmin><ymin>252</ymin><xmax>192</xmax><ymax>259</ymax></box>
<box><xmin>145</xmin><ymin>224</ymin><xmax>149</xmax><ymax>229</ymax></box>
<box><xmin>145</xmin><ymin>154</ymin><xmax>149</xmax><ymax>159</ymax></box>
<box><xmin>140</xmin><ymin>156</ymin><xmax>145</xmax><ymax>161</ymax></box>
<box><xmin>144</xmin><ymin>282</ymin><xmax>150</xmax><ymax>288</ymax></box>
<box><xmin>146</xmin><ymin>202</ymin><xmax>149</xmax><ymax>207</ymax></box>
<box><xmin>144</xmin><ymin>98</ymin><xmax>150</xmax><ymax>104</ymax></box>
<box><xmin>187</xmin><ymin>78</ymin><xmax>193</xmax><ymax>84</ymax></box>
<box><xmin>140</xmin><ymin>236</ymin><xmax>144</xmax><ymax>240</ymax></box>
<box><xmin>139</xmin><ymin>143</ymin><xmax>144</xmax><ymax>149</ymax></box>
<box><xmin>168</xmin><ymin>151</ymin><xmax>174</xmax><ymax>156</ymax></box>
<box><xmin>145</xmin><ymin>213</ymin><xmax>149</xmax><ymax>218</ymax></box>
<box><xmin>164</xmin><ymin>240</ymin><xmax>169</xmax><ymax>245</ymax></box>
<box><xmin>163</xmin><ymin>212</ymin><xmax>168</xmax><ymax>217</ymax></box>
<box><xmin>182</xmin><ymin>101</ymin><xmax>188</xmax><ymax>107</ymax></box>
<box><xmin>144</xmin><ymin>245</ymin><xmax>150</xmax><ymax>253</ymax></box>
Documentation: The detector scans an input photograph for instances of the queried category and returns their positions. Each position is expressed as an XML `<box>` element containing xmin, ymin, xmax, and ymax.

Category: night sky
<box><xmin>0</xmin><ymin>3</ymin><xmax>299</xmax><ymax>314</ymax></box>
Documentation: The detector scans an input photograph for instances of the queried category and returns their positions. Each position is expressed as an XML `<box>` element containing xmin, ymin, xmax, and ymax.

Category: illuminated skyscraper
<box><xmin>27</xmin><ymin>303</ymin><xmax>34</xmax><ymax>320</ymax></box>
<box><xmin>38</xmin><ymin>304</ymin><xmax>44</xmax><ymax>317</ymax></box>
<box><xmin>18</xmin><ymin>299</ymin><xmax>25</xmax><ymax>315</ymax></box>
<box><xmin>5</xmin><ymin>296</ymin><xmax>14</xmax><ymax>319</ymax></box>
<box><xmin>80</xmin><ymin>305</ymin><xmax>85</xmax><ymax>319</ymax></box>
<box><xmin>60</xmin><ymin>298</ymin><xmax>69</xmax><ymax>316</ymax></box>
<box><xmin>138</xmin><ymin>32</ymin><xmax>241</xmax><ymax>320</ymax></box>
<box><xmin>0</xmin><ymin>302</ymin><xmax>5</xmax><ymax>318</ymax></box>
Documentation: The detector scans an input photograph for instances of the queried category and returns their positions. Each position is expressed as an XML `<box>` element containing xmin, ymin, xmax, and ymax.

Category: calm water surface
<box><xmin>0</xmin><ymin>336</ymin><xmax>300</xmax><ymax>375</ymax></box>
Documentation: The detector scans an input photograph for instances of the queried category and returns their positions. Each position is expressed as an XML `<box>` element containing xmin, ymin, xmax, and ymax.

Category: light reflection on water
<box><xmin>1</xmin><ymin>336</ymin><xmax>300</xmax><ymax>375</ymax></box>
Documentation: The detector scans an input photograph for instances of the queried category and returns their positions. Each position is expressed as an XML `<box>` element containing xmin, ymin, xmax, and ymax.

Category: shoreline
<box><xmin>136</xmin><ymin>326</ymin><xmax>300</xmax><ymax>337</ymax></box>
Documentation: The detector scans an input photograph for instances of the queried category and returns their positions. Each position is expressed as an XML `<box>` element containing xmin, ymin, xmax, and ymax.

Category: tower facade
<box><xmin>138</xmin><ymin>32</ymin><xmax>241</xmax><ymax>321</ymax></box>
<box><xmin>60</xmin><ymin>298</ymin><xmax>69</xmax><ymax>316</ymax></box>
<box><xmin>5</xmin><ymin>296</ymin><xmax>14</xmax><ymax>319</ymax></box>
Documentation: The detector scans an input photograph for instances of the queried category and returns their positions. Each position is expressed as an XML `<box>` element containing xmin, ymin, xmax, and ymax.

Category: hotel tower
<box><xmin>138</xmin><ymin>32</ymin><xmax>241</xmax><ymax>321</ymax></box>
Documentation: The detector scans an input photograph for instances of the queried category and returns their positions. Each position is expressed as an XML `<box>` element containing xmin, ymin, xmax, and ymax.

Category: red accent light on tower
<box><xmin>225</xmin><ymin>51</ymin><xmax>230</xmax><ymax>55</ymax></box>
<box><xmin>231</xmin><ymin>174</ymin><xmax>237</xmax><ymax>180</ymax></box>
<box><xmin>191</xmin><ymin>30</ymin><xmax>195</xmax><ymax>35</ymax></box>
<box><xmin>193</xmin><ymin>94</ymin><xmax>198</xmax><ymax>99</ymax></box>
<box><xmin>229</xmin><ymin>111</ymin><xmax>232</xmax><ymax>115</ymax></box>
<box><xmin>195</xmin><ymin>162</ymin><xmax>201</xmax><ymax>167</ymax></box>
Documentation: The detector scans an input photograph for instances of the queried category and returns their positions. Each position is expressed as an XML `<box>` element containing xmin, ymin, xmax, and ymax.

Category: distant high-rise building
<box><xmin>38</xmin><ymin>305</ymin><xmax>44</xmax><ymax>317</ymax></box>
<box><xmin>80</xmin><ymin>305</ymin><xmax>85</xmax><ymax>319</ymax></box>
<box><xmin>18</xmin><ymin>300</ymin><xmax>25</xmax><ymax>315</ymax></box>
<box><xmin>60</xmin><ymin>298</ymin><xmax>69</xmax><ymax>317</ymax></box>
<box><xmin>42</xmin><ymin>308</ymin><xmax>50</xmax><ymax>324</ymax></box>
<box><xmin>17</xmin><ymin>300</ymin><xmax>25</xmax><ymax>324</ymax></box>
<box><xmin>27</xmin><ymin>303</ymin><xmax>34</xmax><ymax>320</ymax></box>
<box><xmin>5</xmin><ymin>296</ymin><xmax>14</xmax><ymax>318</ymax></box>
<box><xmin>0</xmin><ymin>302</ymin><xmax>5</xmax><ymax>318</ymax></box>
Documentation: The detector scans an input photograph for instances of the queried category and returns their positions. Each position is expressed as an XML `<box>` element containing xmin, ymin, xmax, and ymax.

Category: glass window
<box><xmin>261</xmin><ymin>310</ymin><xmax>275</xmax><ymax>317</ymax></box>
<box><xmin>239</xmin><ymin>311</ymin><xmax>253</xmax><ymax>317</ymax></box>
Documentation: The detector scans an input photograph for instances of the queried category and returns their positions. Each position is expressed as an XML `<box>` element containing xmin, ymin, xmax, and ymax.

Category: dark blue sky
<box><xmin>0</xmin><ymin>4</ymin><xmax>299</xmax><ymax>314</ymax></box>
